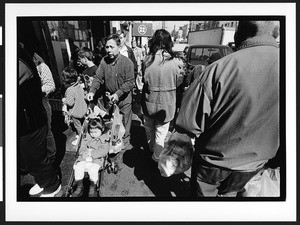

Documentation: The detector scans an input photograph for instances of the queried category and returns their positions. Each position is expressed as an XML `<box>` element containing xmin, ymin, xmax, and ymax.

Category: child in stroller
<box><xmin>71</xmin><ymin>116</ymin><xmax>110</xmax><ymax>197</ymax></box>
<box><xmin>68</xmin><ymin>101</ymin><xmax>125</xmax><ymax>197</ymax></box>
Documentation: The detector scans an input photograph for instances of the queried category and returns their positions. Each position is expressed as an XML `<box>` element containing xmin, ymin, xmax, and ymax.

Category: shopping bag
<box><xmin>241</xmin><ymin>167</ymin><xmax>280</xmax><ymax>197</ymax></box>
<box><xmin>158</xmin><ymin>131</ymin><xmax>194</xmax><ymax>177</ymax></box>
<box><xmin>108</xmin><ymin>105</ymin><xmax>125</xmax><ymax>154</ymax></box>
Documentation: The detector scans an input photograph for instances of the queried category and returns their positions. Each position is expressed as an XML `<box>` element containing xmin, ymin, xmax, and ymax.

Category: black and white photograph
<box><xmin>2</xmin><ymin>1</ymin><xmax>297</xmax><ymax>223</ymax></box>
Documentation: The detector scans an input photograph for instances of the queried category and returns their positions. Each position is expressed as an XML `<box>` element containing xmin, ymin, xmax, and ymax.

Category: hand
<box><xmin>62</xmin><ymin>98</ymin><xmax>66</xmax><ymax>103</ymax></box>
<box><xmin>86</xmin><ymin>92</ymin><xmax>94</xmax><ymax>101</ymax></box>
<box><xmin>109</xmin><ymin>93</ymin><xmax>119</xmax><ymax>103</ymax></box>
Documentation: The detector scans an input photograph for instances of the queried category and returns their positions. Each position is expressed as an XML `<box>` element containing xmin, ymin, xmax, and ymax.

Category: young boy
<box><xmin>71</xmin><ymin>117</ymin><xmax>110</xmax><ymax>197</ymax></box>
<box><xmin>78</xmin><ymin>47</ymin><xmax>98</xmax><ymax>83</ymax></box>
<box><xmin>61</xmin><ymin>67</ymin><xmax>87</xmax><ymax>146</ymax></box>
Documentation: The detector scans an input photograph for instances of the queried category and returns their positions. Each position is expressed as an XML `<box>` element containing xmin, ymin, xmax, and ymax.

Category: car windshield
<box><xmin>189</xmin><ymin>47</ymin><xmax>225</xmax><ymax>66</ymax></box>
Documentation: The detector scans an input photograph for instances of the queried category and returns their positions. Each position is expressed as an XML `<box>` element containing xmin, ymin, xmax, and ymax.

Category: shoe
<box><xmin>88</xmin><ymin>181</ymin><xmax>97</xmax><ymax>197</ymax></box>
<box><xmin>71</xmin><ymin>180</ymin><xmax>84</xmax><ymax>197</ymax></box>
<box><xmin>71</xmin><ymin>135</ymin><xmax>79</xmax><ymax>145</ymax></box>
<box><xmin>29</xmin><ymin>183</ymin><xmax>44</xmax><ymax>196</ymax></box>
<box><xmin>40</xmin><ymin>184</ymin><xmax>62</xmax><ymax>197</ymax></box>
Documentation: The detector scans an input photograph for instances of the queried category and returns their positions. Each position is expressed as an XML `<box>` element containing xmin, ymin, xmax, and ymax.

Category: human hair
<box><xmin>234</xmin><ymin>21</ymin><xmax>280</xmax><ymax>48</ymax></box>
<box><xmin>106</xmin><ymin>34</ymin><xmax>121</xmax><ymax>47</ymax></box>
<box><xmin>61</xmin><ymin>67</ymin><xmax>78</xmax><ymax>85</ymax></box>
<box><xmin>146</xmin><ymin>29</ymin><xmax>175</xmax><ymax>67</ymax></box>
<box><xmin>88</xmin><ymin>117</ymin><xmax>107</xmax><ymax>134</ymax></box>
<box><xmin>117</xmin><ymin>30</ymin><xmax>126</xmax><ymax>37</ymax></box>
<box><xmin>78</xmin><ymin>47</ymin><xmax>93</xmax><ymax>61</ymax></box>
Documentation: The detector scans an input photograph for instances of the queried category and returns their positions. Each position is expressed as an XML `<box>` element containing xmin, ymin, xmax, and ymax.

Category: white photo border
<box><xmin>5</xmin><ymin>2</ymin><xmax>296</xmax><ymax>222</ymax></box>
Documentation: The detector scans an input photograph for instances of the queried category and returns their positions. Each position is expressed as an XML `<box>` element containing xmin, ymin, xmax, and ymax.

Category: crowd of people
<box><xmin>18</xmin><ymin>20</ymin><xmax>280</xmax><ymax>198</ymax></box>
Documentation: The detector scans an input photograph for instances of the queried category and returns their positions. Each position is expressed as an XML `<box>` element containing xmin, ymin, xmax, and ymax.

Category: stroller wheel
<box><xmin>113</xmin><ymin>163</ymin><xmax>120</xmax><ymax>174</ymax></box>
<box><xmin>107</xmin><ymin>162</ymin><xmax>112</xmax><ymax>174</ymax></box>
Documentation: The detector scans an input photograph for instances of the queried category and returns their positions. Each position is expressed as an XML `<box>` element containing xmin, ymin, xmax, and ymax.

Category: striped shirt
<box><xmin>64</xmin><ymin>83</ymin><xmax>87</xmax><ymax>118</ymax></box>
<box><xmin>36</xmin><ymin>62</ymin><xmax>55</xmax><ymax>96</ymax></box>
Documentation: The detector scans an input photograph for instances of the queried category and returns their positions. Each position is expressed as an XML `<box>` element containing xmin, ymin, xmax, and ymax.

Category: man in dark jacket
<box><xmin>87</xmin><ymin>34</ymin><xmax>135</xmax><ymax>153</ymax></box>
<box><xmin>18</xmin><ymin>44</ymin><xmax>61</xmax><ymax>197</ymax></box>
<box><xmin>175</xmin><ymin>21</ymin><xmax>280</xmax><ymax>197</ymax></box>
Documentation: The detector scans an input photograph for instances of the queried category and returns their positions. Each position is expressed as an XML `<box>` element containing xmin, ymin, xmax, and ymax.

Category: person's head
<box><xmin>88</xmin><ymin>117</ymin><xmax>107</xmax><ymax>139</ymax></box>
<box><xmin>97</xmin><ymin>40</ymin><xmax>103</xmax><ymax>47</ymax></box>
<box><xmin>234</xmin><ymin>21</ymin><xmax>280</xmax><ymax>48</ymax></box>
<box><xmin>78</xmin><ymin>47</ymin><xmax>93</xmax><ymax>65</ymax></box>
<box><xmin>61</xmin><ymin>67</ymin><xmax>78</xmax><ymax>85</ymax></box>
<box><xmin>131</xmin><ymin>39</ymin><xmax>137</xmax><ymax>48</ymax></box>
<box><xmin>105</xmin><ymin>34</ymin><xmax>121</xmax><ymax>60</ymax></box>
<box><xmin>149</xmin><ymin>29</ymin><xmax>174</xmax><ymax>55</ymax></box>
<box><xmin>117</xmin><ymin>30</ymin><xmax>126</xmax><ymax>47</ymax></box>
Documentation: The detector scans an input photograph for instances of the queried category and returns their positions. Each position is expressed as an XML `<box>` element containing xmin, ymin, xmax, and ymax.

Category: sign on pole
<box><xmin>132</xmin><ymin>23</ymin><xmax>153</xmax><ymax>37</ymax></box>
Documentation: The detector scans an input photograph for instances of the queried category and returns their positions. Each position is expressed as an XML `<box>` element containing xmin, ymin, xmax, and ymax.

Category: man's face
<box><xmin>132</xmin><ymin>40</ymin><xmax>137</xmax><ymax>48</ymax></box>
<box><xmin>119</xmin><ymin>33</ymin><xmax>126</xmax><ymax>46</ymax></box>
<box><xmin>105</xmin><ymin>39</ymin><xmax>120</xmax><ymax>59</ymax></box>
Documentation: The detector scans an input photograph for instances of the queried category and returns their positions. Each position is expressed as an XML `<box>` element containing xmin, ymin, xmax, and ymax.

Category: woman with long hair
<box><xmin>142</xmin><ymin>29</ymin><xmax>185</xmax><ymax>162</ymax></box>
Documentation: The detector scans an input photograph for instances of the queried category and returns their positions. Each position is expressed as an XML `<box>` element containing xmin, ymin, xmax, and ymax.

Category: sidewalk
<box><xmin>19</xmin><ymin>94</ymin><xmax>191</xmax><ymax>199</ymax></box>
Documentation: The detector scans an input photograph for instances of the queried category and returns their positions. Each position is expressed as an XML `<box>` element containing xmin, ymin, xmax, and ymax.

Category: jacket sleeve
<box><xmin>175</xmin><ymin>70</ymin><xmax>212</xmax><ymax>138</ymax></box>
<box><xmin>115</xmin><ymin>59</ymin><xmax>135</xmax><ymax>98</ymax></box>
<box><xmin>90</xmin><ymin>60</ymin><xmax>105</xmax><ymax>94</ymax></box>
<box><xmin>38</xmin><ymin>63</ymin><xmax>55</xmax><ymax>95</ymax></box>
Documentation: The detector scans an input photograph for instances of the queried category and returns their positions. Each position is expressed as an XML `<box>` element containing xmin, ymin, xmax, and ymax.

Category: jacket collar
<box><xmin>237</xmin><ymin>35</ymin><xmax>278</xmax><ymax>51</ymax></box>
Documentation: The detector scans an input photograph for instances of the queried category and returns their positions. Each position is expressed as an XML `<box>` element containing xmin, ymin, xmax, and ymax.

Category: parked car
<box><xmin>172</xmin><ymin>43</ymin><xmax>189</xmax><ymax>59</ymax></box>
<box><xmin>227</xmin><ymin>42</ymin><xmax>237</xmax><ymax>52</ymax></box>
<box><xmin>185</xmin><ymin>44</ymin><xmax>234</xmax><ymax>74</ymax></box>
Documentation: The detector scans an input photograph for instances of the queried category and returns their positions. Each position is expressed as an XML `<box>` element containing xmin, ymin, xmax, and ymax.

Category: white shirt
<box><xmin>120</xmin><ymin>45</ymin><xmax>129</xmax><ymax>58</ymax></box>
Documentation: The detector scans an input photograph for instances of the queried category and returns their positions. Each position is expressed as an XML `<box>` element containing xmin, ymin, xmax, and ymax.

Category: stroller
<box><xmin>64</xmin><ymin>100</ymin><xmax>125</xmax><ymax>197</ymax></box>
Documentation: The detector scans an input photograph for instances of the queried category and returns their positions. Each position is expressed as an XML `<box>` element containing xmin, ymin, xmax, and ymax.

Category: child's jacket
<box><xmin>64</xmin><ymin>83</ymin><xmax>87</xmax><ymax>118</ymax></box>
<box><xmin>77</xmin><ymin>132</ymin><xmax>110</xmax><ymax>166</ymax></box>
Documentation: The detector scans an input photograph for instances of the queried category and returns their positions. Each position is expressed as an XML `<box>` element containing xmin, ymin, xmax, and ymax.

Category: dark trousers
<box><xmin>118</xmin><ymin>91</ymin><xmax>133</xmax><ymax>148</ymax></box>
<box><xmin>119</xmin><ymin>102</ymin><xmax>132</xmax><ymax>147</ymax></box>
<box><xmin>42</xmin><ymin>97</ymin><xmax>56</xmax><ymax>164</ymax></box>
<box><xmin>190</xmin><ymin>154</ymin><xmax>263</xmax><ymax>197</ymax></box>
<box><xmin>20</xmin><ymin>125</ymin><xmax>60</xmax><ymax>193</ymax></box>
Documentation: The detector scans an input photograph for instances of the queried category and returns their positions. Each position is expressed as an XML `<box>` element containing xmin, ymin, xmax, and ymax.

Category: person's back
<box><xmin>175</xmin><ymin>21</ymin><xmax>280</xmax><ymax>197</ymax></box>
<box><xmin>65</xmin><ymin>82</ymin><xmax>87</xmax><ymax>119</ymax></box>
<box><xmin>18</xmin><ymin>46</ymin><xmax>47</xmax><ymax>136</ymax></box>
<box><xmin>18</xmin><ymin>45</ymin><xmax>61</xmax><ymax>197</ymax></box>
<box><xmin>192</xmin><ymin>41</ymin><xmax>279</xmax><ymax>169</ymax></box>
<box><xmin>143</xmin><ymin>50</ymin><xmax>183</xmax><ymax>123</ymax></box>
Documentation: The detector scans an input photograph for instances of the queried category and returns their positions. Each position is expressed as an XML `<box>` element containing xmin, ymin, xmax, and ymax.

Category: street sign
<box><xmin>132</xmin><ymin>23</ymin><xmax>153</xmax><ymax>37</ymax></box>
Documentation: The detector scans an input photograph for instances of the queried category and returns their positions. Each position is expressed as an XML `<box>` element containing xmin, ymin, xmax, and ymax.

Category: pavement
<box><xmin>19</xmin><ymin>94</ymin><xmax>191</xmax><ymax>199</ymax></box>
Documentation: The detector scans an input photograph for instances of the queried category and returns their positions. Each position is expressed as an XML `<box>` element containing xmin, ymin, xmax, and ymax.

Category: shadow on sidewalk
<box><xmin>123</xmin><ymin>124</ymin><xmax>191</xmax><ymax>198</ymax></box>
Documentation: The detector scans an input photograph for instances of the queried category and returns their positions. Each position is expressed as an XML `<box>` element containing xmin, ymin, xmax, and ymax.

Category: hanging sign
<box><xmin>132</xmin><ymin>23</ymin><xmax>153</xmax><ymax>37</ymax></box>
